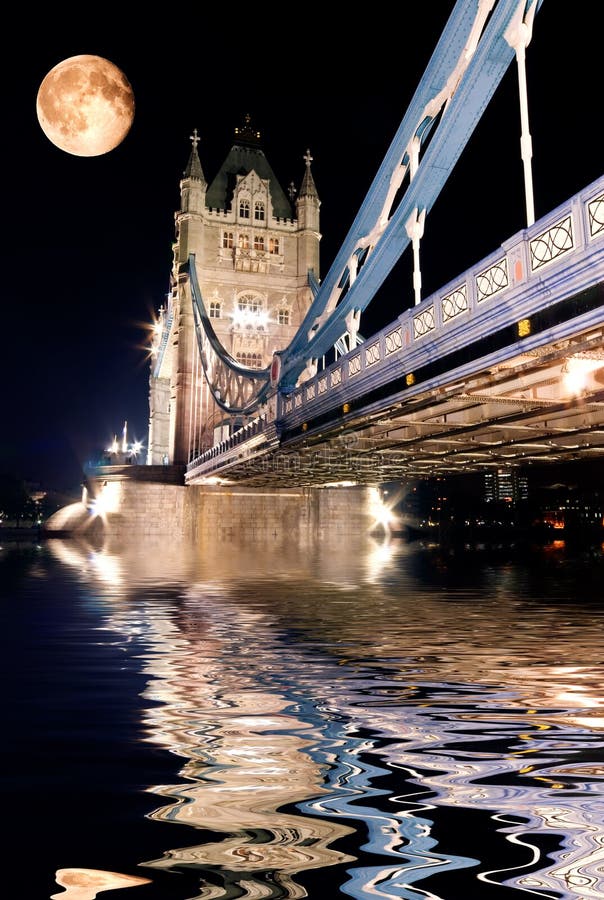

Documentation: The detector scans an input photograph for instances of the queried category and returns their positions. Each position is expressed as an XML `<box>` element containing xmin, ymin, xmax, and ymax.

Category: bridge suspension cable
<box><xmin>190</xmin><ymin>0</ymin><xmax>544</xmax><ymax>415</ymax></box>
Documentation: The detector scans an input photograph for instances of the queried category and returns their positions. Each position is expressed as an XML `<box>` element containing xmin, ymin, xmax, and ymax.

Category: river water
<box><xmin>2</xmin><ymin>532</ymin><xmax>603</xmax><ymax>900</ymax></box>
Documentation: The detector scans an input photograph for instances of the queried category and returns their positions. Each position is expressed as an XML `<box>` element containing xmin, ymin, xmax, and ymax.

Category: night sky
<box><xmin>2</xmin><ymin>3</ymin><xmax>601</xmax><ymax>494</ymax></box>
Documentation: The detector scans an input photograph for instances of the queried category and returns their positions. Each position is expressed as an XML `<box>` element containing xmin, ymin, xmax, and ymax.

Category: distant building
<box><xmin>483</xmin><ymin>468</ymin><xmax>528</xmax><ymax>505</ymax></box>
<box><xmin>147</xmin><ymin>116</ymin><xmax>321</xmax><ymax>466</ymax></box>
<box><xmin>541</xmin><ymin>489</ymin><xmax>604</xmax><ymax>533</ymax></box>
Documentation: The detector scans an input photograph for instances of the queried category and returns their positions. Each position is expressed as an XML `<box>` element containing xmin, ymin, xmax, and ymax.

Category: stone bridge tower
<box><xmin>147</xmin><ymin>117</ymin><xmax>321</xmax><ymax>466</ymax></box>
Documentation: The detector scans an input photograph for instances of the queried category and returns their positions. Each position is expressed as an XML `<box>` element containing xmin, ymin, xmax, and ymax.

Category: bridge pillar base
<box><xmin>189</xmin><ymin>484</ymin><xmax>374</xmax><ymax>544</ymax></box>
<box><xmin>45</xmin><ymin>475</ymin><xmax>376</xmax><ymax>546</ymax></box>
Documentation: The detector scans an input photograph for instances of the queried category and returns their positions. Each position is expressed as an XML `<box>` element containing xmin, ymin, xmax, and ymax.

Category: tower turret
<box><xmin>296</xmin><ymin>149</ymin><xmax>321</xmax><ymax>281</ymax></box>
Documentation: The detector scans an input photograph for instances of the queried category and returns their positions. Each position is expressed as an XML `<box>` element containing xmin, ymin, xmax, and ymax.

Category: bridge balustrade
<box><xmin>280</xmin><ymin>176</ymin><xmax>604</xmax><ymax>421</ymax></box>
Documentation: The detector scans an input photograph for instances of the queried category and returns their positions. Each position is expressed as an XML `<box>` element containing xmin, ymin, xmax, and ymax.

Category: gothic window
<box><xmin>236</xmin><ymin>351</ymin><xmax>263</xmax><ymax>368</ymax></box>
<box><xmin>209</xmin><ymin>301</ymin><xmax>222</xmax><ymax>318</ymax></box>
<box><xmin>269</xmin><ymin>237</ymin><xmax>280</xmax><ymax>255</ymax></box>
<box><xmin>238</xmin><ymin>294</ymin><xmax>261</xmax><ymax>313</ymax></box>
<box><xmin>254</xmin><ymin>201</ymin><xmax>265</xmax><ymax>221</ymax></box>
<box><xmin>278</xmin><ymin>308</ymin><xmax>290</xmax><ymax>325</ymax></box>
<box><xmin>254</xmin><ymin>235</ymin><xmax>265</xmax><ymax>251</ymax></box>
<box><xmin>239</xmin><ymin>199</ymin><xmax>250</xmax><ymax>219</ymax></box>
<box><xmin>238</xmin><ymin>234</ymin><xmax>250</xmax><ymax>250</ymax></box>
<box><xmin>222</xmin><ymin>232</ymin><xmax>233</xmax><ymax>249</ymax></box>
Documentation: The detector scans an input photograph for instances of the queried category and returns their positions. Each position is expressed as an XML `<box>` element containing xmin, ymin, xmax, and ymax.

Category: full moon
<box><xmin>36</xmin><ymin>55</ymin><xmax>135</xmax><ymax>157</ymax></box>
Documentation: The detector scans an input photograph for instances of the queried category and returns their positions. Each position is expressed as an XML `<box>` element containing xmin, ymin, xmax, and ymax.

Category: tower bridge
<box><xmin>186</xmin><ymin>174</ymin><xmax>604</xmax><ymax>487</ymax></box>
<box><xmin>52</xmin><ymin>0</ymin><xmax>604</xmax><ymax>542</ymax></box>
<box><xmin>146</xmin><ymin>0</ymin><xmax>603</xmax><ymax>494</ymax></box>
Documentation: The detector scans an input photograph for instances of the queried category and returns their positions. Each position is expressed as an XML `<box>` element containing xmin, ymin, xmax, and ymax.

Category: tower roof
<box><xmin>183</xmin><ymin>128</ymin><xmax>206</xmax><ymax>183</ymax></box>
<box><xmin>205</xmin><ymin>115</ymin><xmax>293</xmax><ymax>219</ymax></box>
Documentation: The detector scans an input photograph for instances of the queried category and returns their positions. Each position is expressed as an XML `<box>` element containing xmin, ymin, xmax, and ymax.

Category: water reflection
<box><xmin>51</xmin><ymin>868</ymin><xmax>150</xmax><ymax>899</ymax></box>
<box><xmin>46</xmin><ymin>536</ymin><xmax>604</xmax><ymax>898</ymax></box>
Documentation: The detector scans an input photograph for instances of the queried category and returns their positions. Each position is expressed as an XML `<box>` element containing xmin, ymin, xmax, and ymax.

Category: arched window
<box><xmin>278</xmin><ymin>308</ymin><xmax>290</xmax><ymax>325</ymax></box>
<box><xmin>209</xmin><ymin>301</ymin><xmax>221</xmax><ymax>318</ymax></box>
<box><xmin>254</xmin><ymin>235</ymin><xmax>265</xmax><ymax>251</ymax></box>
<box><xmin>238</xmin><ymin>294</ymin><xmax>261</xmax><ymax>314</ymax></box>
<box><xmin>269</xmin><ymin>237</ymin><xmax>280</xmax><ymax>255</ymax></box>
<box><xmin>238</xmin><ymin>233</ymin><xmax>250</xmax><ymax>250</ymax></box>
<box><xmin>239</xmin><ymin>199</ymin><xmax>250</xmax><ymax>219</ymax></box>
<box><xmin>222</xmin><ymin>232</ymin><xmax>233</xmax><ymax>249</ymax></box>
<box><xmin>254</xmin><ymin>201</ymin><xmax>265</xmax><ymax>221</ymax></box>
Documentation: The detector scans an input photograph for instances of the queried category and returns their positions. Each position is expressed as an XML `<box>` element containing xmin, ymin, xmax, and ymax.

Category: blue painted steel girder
<box><xmin>277</xmin><ymin>0</ymin><xmax>544</xmax><ymax>391</ymax></box>
<box><xmin>285</xmin><ymin>0</ymin><xmax>487</xmax><ymax>360</ymax></box>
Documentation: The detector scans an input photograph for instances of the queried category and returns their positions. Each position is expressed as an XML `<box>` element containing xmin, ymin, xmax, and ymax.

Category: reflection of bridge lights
<box><xmin>51</xmin><ymin>867</ymin><xmax>151</xmax><ymax>899</ymax></box>
<box><xmin>366</xmin><ymin>536</ymin><xmax>396</xmax><ymax>581</ymax></box>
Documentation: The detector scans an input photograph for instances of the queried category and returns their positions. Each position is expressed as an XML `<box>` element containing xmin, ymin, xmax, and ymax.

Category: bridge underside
<box><xmin>188</xmin><ymin>321</ymin><xmax>604</xmax><ymax>487</ymax></box>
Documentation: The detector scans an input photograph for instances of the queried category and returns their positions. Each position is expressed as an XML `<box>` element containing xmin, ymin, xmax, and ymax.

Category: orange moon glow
<box><xmin>36</xmin><ymin>55</ymin><xmax>134</xmax><ymax>157</ymax></box>
<box><xmin>51</xmin><ymin>868</ymin><xmax>151</xmax><ymax>899</ymax></box>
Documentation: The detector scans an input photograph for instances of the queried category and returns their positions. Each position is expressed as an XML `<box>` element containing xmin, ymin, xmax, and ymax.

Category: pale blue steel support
<box><xmin>277</xmin><ymin>0</ymin><xmax>544</xmax><ymax>391</ymax></box>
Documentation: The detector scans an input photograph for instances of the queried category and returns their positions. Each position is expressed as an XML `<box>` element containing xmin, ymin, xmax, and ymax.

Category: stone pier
<box><xmin>44</xmin><ymin>465</ymin><xmax>375</xmax><ymax>544</ymax></box>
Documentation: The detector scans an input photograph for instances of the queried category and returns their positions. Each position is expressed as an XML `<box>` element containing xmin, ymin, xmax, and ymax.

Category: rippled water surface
<box><xmin>2</xmin><ymin>534</ymin><xmax>604</xmax><ymax>899</ymax></box>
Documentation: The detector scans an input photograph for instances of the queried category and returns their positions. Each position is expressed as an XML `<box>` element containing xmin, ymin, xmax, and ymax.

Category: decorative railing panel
<box><xmin>476</xmin><ymin>257</ymin><xmax>508</xmax><ymax>302</ymax></box>
<box><xmin>365</xmin><ymin>341</ymin><xmax>381</xmax><ymax>366</ymax></box>
<box><xmin>413</xmin><ymin>306</ymin><xmax>435</xmax><ymax>339</ymax></box>
<box><xmin>441</xmin><ymin>285</ymin><xmax>468</xmax><ymax>322</ymax></box>
<box><xmin>530</xmin><ymin>215</ymin><xmax>574</xmax><ymax>271</ymax></box>
<box><xmin>385</xmin><ymin>327</ymin><xmax>403</xmax><ymax>355</ymax></box>
<box><xmin>588</xmin><ymin>193</ymin><xmax>604</xmax><ymax>238</ymax></box>
<box><xmin>348</xmin><ymin>354</ymin><xmax>362</xmax><ymax>377</ymax></box>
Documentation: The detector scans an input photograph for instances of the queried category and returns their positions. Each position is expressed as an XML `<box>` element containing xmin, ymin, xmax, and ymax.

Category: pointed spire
<box><xmin>298</xmin><ymin>148</ymin><xmax>318</xmax><ymax>199</ymax></box>
<box><xmin>183</xmin><ymin>128</ymin><xmax>206</xmax><ymax>183</ymax></box>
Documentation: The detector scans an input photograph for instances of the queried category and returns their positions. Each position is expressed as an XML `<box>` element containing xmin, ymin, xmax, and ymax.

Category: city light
<box><xmin>105</xmin><ymin>421</ymin><xmax>145</xmax><ymax>464</ymax></box>
<box><xmin>368</xmin><ymin>486</ymin><xmax>399</xmax><ymax>536</ymax></box>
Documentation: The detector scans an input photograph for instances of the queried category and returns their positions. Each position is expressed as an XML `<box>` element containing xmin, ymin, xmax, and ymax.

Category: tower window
<box><xmin>278</xmin><ymin>308</ymin><xmax>290</xmax><ymax>325</ymax></box>
<box><xmin>254</xmin><ymin>235</ymin><xmax>265</xmax><ymax>251</ymax></box>
<box><xmin>238</xmin><ymin>294</ymin><xmax>261</xmax><ymax>314</ymax></box>
<box><xmin>239</xmin><ymin>199</ymin><xmax>250</xmax><ymax>219</ymax></box>
<box><xmin>269</xmin><ymin>237</ymin><xmax>280</xmax><ymax>255</ymax></box>
<box><xmin>238</xmin><ymin>234</ymin><xmax>250</xmax><ymax>250</ymax></box>
<box><xmin>222</xmin><ymin>232</ymin><xmax>233</xmax><ymax>249</ymax></box>
<box><xmin>209</xmin><ymin>301</ymin><xmax>222</xmax><ymax>318</ymax></box>
<box><xmin>254</xmin><ymin>201</ymin><xmax>265</xmax><ymax>221</ymax></box>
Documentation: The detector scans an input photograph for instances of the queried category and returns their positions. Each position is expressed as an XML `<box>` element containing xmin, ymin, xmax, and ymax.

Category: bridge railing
<box><xmin>280</xmin><ymin>174</ymin><xmax>604</xmax><ymax>421</ymax></box>
<box><xmin>187</xmin><ymin>174</ymin><xmax>604</xmax><ymax>476</ymax></box>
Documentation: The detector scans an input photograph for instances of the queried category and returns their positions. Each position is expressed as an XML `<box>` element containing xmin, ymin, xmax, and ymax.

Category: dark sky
<box><xmin>2</xmin><ymin>3</ymin><xmax>601</xmax><ymax>493</ymax></box>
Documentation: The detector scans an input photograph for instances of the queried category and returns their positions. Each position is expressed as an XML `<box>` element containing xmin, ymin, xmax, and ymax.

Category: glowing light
<box><xmin>231</xmin><ymin>307</ymin><xmax>270</xmax><ymax>330</ymax></box>
<box><xmin>368</xmin><ymin>486</ymin><xmax>399</xmax><ymax>535</ymax></box>
<box><xmin>90</xmin><ymin>481</ymin><xmax>122</xmax><ymax>518</ymax></box>
<box><xmin>563</xmin><ymin>357</ymin><xmax>602</xmax><ymax>396</ymax></box>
